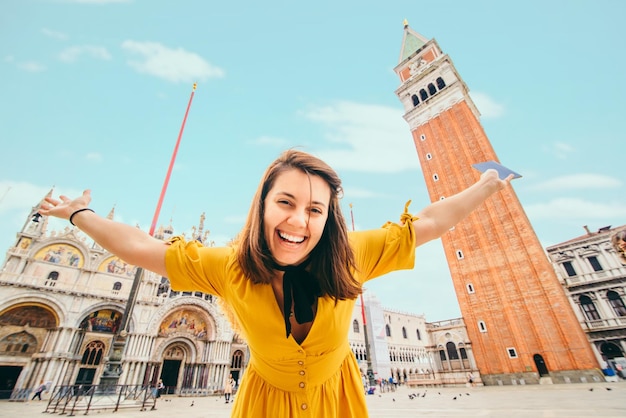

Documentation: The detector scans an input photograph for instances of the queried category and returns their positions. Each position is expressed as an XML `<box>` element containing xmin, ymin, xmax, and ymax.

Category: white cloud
<box><xmin>343</xmin><ymin>186</ymin><xmax>384</xmax><ymax>199</ymax></box>
<box><xmin>525</xmin><ymin>198</ymin><xmax>624</xmax><ymax>220</ymax></box>
<box><xmin>86</xmin><ymin>152</ymin><xmax>103</xmax><ymax>162</ymax></box>
<box><xmin>121</xmin><ymin>41</ymin><xmax>225</xmax><ymax>83</ymax></box>
<box><xmin>0</xmin><ymin>181</ymin><xmax>82</xmax><ymax>213</ymax></box>
<box><xmin>531</xmin><ymin>174</ymin><xmax>621</xmax><ymax>191</ymax></box>
<box><xmin>302</xmin><ymin>101</ymin><xmax>421</xmax><ymax>173</ymax></box>
<box><xmin>59</xmin><ymin>46</ymin><xmax>112</xmax><ymax>63</ymax></box>
<box><xmin>469</xmin><ymin>91</ymin><xmax>505</xmax><ymax>118</ymax></box>
<box><xmin>543</xmin><ymin>141</ymin><xmax>575</xmax><ymax>159</ymax></box>
<box><xmin>17</xmin><ymin>61</ymin><xmax>47</xmax><ymax>72</ymax></box>
<box><xmin>41</xmin><ymin>28</ymin><xmax>69</xmax><ymax>41</ymax></box>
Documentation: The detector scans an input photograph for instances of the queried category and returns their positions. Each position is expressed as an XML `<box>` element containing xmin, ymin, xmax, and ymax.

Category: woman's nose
<box><xmin>288</xmin><ymin>209</ymin><xmax>308</xmax><ymax>227</ymax></box>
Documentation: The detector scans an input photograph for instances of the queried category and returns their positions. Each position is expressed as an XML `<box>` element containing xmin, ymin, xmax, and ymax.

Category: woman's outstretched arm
<box><xmin>412</xmin><ymin>169</ymin><xmax>513</xmax><ymax>248</ymax></box>
<box><xmin>39</xmin><ymin>190</ymin><xmax>169</xmax><ymax>276</ymax></box>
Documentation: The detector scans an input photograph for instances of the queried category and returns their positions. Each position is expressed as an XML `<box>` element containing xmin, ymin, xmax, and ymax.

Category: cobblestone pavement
<box><xmin>3</xmin><ymin>381</ymin><xmax>625</xmax><ymax>417</ymax></box>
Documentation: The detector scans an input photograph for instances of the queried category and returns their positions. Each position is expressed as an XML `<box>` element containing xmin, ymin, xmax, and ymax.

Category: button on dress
<box><xmin>165</xmin><ymin>210</ymin><xmax>417</xmax><ymax>417</ymax></box>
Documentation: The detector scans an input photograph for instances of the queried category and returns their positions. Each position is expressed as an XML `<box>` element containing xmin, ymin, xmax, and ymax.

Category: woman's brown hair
<box><xmin>236</xmin><ymin>149</ymin><xmax>361</xmax><ymax>300</ymax></box>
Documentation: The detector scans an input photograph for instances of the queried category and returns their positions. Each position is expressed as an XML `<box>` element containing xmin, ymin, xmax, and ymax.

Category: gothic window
<box><xmin>428</xmin><ymin>83</ymin><xmax>437</xmax><ymax>95</ymax></box>
<box><xmin>385</xmin><ymin>324</ymin><xmax>391</xmax><ymax>337</ymax></box>
<box><xmin>563</xmin><ymin>261</ymin><xmax>577</xmax><ymax>277</ymax></box>
<box><xmin>353</xmin><ymin>319</ymin><xmax>360</xmax><ymax>333</ymax></box>
<box><xmin>446</xmin><ymin>341</ymin><xmax>459</xmax><ymax>360</ymax></box>
<box><xmin>231</xmin><ymin>350</ymin><xmax>244</xmax><ymax>368</ymax></box>
<box><xmin>0</xmin><ymin>331</ymin><xmax>37</xmax><ymax>355</ymax></box>
<box><xmin>402</xmin><ymin>327</ymin><xmax>408</xmax><ymax>339</ymax></box>
<box><xmin>460</xmin><ymin>347</ymin><xmax>468</xmax><ymax>359</ymax></box>
<box><xmin>607</xmin><ymin>291</ymin><xmax>626</xmax><ymax>316</ymax></box>
<box><xmin>411</xmin><ymin>94</ymin><xmax>419</xmax><ymax>106</ymax></box>
<box><xmin>416</xmin><ymin>329</ymin><xmax>421</xmax><ymax>340</ymax></box>
<box><xmin>112</xmin><ymin>282</ymin><xmax>122</xmax><ymax>291</ymax></box>
<box><xmin>436</xmin><ymin>77</ymin><xmax>446</xmax><ymax>89</ymax></box>
<box><xmin>579</xmin><ymin>295</ymin><xmax>601</xmax><ymax>320</ymax></box>
<box><xmin>419</xmin><ymin>89</ymin><xmax>428</xmax><ymax>101</ymax></box>
<box><xmin>587</xmin><ymin>256</ymin><xmax>603</xmax><ymax>272</ymax></box>
<box><xmin>81</xmin><ymin>340</ymin><xmax>105</xmax><ymax>365</ymax></box>
<box><xmin>439</xmin><ymin>349</ymin><xmax>447</xmax><ymax>361</ymax></box>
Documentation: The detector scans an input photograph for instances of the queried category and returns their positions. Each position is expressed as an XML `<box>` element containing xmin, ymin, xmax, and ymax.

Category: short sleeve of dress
<box><xmin>349</xmin><ymin>201</ymin><xmax>418</xmax><ymax>283</ymax></box>
<box><xmin>165</xmin><ymin>236</ymin><xmax>236</xmax><ymax>297</ymax></box>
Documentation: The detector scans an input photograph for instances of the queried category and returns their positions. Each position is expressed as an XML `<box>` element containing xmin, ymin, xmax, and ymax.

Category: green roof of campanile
<box><xmin>399</xmin><ymin>19</ymin><xmax>430</xmax><ymax>63</ymax></box>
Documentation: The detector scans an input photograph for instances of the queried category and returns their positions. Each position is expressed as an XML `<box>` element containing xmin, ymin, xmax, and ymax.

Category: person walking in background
<box><xmin>39</xmin><ymin>149</ymin><xmax>512</xmax><ymax>417</ymax></box>
<box><xmin>224</xmin><ymin>374</ymin><xmax>235</xmax><ymax>404</ymax></box>
<box><xmin>31</xmin><ymin>381</ymin><xmax>46</xmax><ymax>401</ymax></box>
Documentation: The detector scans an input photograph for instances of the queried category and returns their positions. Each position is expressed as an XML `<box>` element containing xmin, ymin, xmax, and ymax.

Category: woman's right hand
<box><xmin>39</xmin><ymin>190</ymin><xmax>92</xmax><ymax>220</ymax></box>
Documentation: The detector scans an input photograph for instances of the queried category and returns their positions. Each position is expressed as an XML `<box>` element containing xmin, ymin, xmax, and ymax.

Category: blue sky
<box><xmin>1</xmin><ymin>0</ymin><xmax>624</xmax><ymax>321</ymax></box>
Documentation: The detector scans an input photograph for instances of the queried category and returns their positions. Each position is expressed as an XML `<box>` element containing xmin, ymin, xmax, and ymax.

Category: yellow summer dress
<box><xmin>165</xmin><ymin>211</ymin><xmax>417</xmax><ymax>417</ymax></box>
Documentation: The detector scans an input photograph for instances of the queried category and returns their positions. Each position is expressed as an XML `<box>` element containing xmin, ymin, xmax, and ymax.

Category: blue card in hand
<box><xmin>472</xmin><ymin>161</ymin><xmax>522</xmax><ymax>180</ymax></box>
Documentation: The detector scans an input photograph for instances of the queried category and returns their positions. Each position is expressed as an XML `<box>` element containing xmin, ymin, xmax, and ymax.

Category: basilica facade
<box><xmin>0</xmin><ymin>201</ymin><xmax>246</xmax><ymax>399</ymax></box>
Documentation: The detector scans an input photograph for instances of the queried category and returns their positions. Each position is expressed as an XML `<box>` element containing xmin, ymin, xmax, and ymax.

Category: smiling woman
<box><xmin>39</xmin><ymin>148</ymin><xmax>511</xmax><ymax>417</ymax></box>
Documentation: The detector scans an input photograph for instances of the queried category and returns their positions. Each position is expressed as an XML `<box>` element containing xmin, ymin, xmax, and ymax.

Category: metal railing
<box><xmin>43</xmin><ymin>384</ymin><xmax>157</xmax><ymax>416</ymax></box>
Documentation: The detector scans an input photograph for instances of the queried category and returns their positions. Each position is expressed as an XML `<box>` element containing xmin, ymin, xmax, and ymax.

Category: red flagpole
<box><xmin>149</xmin><ymin>83</ymin><xmax>197</xmax><ymax>236</ymax></box>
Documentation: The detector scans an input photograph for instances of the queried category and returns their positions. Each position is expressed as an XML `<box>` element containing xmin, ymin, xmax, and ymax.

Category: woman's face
<box><xmin>263</xmin><ymin>168</ymin><xmax>331</xmax><ymax>266</ymax></box>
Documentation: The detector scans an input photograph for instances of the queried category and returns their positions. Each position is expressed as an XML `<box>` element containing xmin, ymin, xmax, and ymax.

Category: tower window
<box><xmin>436</xmin><ymin>77</ymin><xmax>446</xmax><ymax>89</ymax></box>
<box><xmin>420</xmin><ymin>134</ymin><xmax>426</xmax><ymax>141</ymax></box>
<box><xmin>467</xmin><ymin>283</ymin><xmax>475</xmax><ymax>294</ymax></box>
<box><xmin>353</xmin><ymin>319</ymin><xmax>360</xmax><ymax>333</ymax></box>
<box><xmin>428</xmin><ymin>83</ymin><xmax>437</xmax><ymax>95</ymax></box>
<box><xmin>419</xmin><ymin>89</ymin><xmax>428</xmax><ymax>101</ymax></box>
<box><xmin>507</xmin><ymin>347</ymin><xmax>518</xmax><ymax>358</ymax></box>
<box><xmin>563</xmin><ymin>261</ymin><xmax>577</xmax><ymax>277</ymax></box>
<box><xmin>478</xmin><ymin>321</ymin><xmax>487</xmax><ymax>332</ymax></box>
<box><xmin>411</xmin><ymin>94</ymin><xmax>420</xmax><ymax>107</ymax></box>
<box><xmin>587</xmin><ymin>256</ymin><xmax>603</xmax><ymax>272</ymax></box>
<box><xmin>426</xmin><ymin>153</ymin><xmax>432</xmax><ymax>160</ymax></box>
<box><xmin>113</xmin><ymin>282</ymin><xmax>122</xmax><ymax>291</ymax></box>
<box><xmin>433</xmin><ymin>173</ymin><xmax>439</xmax><ymax>181</ymax></box>
<box><xmin>456</xmin><ymin>250</ymin><xmax>464</xmax><ymax>260</ymax></box>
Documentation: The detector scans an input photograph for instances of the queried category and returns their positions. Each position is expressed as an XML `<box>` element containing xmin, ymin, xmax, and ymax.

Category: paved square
<box><xmin>5</xmin><ymin>381</ymin><xmax>625</xmax><ymax>417</ymax></box>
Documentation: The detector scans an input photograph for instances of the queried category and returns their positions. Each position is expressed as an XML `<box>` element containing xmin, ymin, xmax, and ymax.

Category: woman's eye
<box><xmin>310</xmin><ymin>207</ymin><xmax>323</xmax><ymax>215</ymax></box>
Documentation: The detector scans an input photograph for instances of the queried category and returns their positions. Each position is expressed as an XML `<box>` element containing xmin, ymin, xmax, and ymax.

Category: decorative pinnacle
<box><xmin>403</xmin><ymin>19</ymin><xmax>409</xmax><ymax>28</ymax></box>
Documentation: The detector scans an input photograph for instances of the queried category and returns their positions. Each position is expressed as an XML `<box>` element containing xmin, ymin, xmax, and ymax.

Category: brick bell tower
<box><xmin>394</xmin><ymin>21</ymin><xmax>601</xmax><ymax>385</ymax></box>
